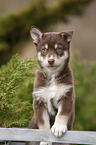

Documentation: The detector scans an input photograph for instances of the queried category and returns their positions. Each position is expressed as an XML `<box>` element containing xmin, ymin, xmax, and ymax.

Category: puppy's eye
<box><xmin>56</xmin><ymin>47</ymin><xmax>62</xmax><ymax>51</ymax></box>
<box><xmin>41</xmin><ymin>46</ymin><xmax>48</xmax><ymax>55</ymax></box>
<box><xmin>56</xmin><ymin>47</ymin><xmax>63</xmax><ymax>55</ymax></box>
<box><xmin>42</xmin><ymin>47</ymin><xmax>46</xmax><ymax>51</ymax></box>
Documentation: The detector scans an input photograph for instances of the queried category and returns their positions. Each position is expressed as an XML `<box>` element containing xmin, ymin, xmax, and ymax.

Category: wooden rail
<box><xmin>0</xmin><ymin>128</ymin><xmax>96</xmax><ymax>144</ymax></box>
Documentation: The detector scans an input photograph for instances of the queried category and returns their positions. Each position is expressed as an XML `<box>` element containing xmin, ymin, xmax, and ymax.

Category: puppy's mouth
<box><xmin>47</xmin><ymin>65</ymin><xmax>59</xmax><ymax>70</ymax></box>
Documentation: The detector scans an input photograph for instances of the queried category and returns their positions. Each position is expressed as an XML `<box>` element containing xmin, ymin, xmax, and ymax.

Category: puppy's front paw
<box><xmin>40</xmin><ymin>142</ymin><xmax>52</xmax><ymax>145</ymax></box>
<box><xmin>51</xmin><ymin>123</ymin><xmax>67</xmax><ymax>137</ymax></box>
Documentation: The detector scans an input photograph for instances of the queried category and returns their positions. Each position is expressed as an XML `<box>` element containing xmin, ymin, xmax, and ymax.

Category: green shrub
<box><xmin>71</xmin><ymin>56</ymin><xmax>96</xmax><ymax>131</ymax></box>
<box><xmin>0</xmin><ymin>54</ymin><xmax>37</xmax><ymax>127</ymax></box>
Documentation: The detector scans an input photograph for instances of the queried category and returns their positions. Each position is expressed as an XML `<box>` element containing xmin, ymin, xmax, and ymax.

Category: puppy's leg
<box><xmin>25</xmin><ymin>107</ymin><xmax>51</xmax><ymax>145</ymax></box>
<box><xmin>51</xmin><ymin>105</ymin><xmax>68</xmax><ymax>138</ymax></box>
<box><xmin>34</xmin><ymin>100</ymin><xmax>52</xmax><ymax>145</ymax></box>
<box><xmin>51</xmin><ymin>95</ymin><xmax>74</xmax><ymax>138</ymax></box>
<box><xmin>38</xmin><ymin>108</ymin><xmax>52</xmax><ymax>145</ymax></box>
<box><xmin>68</xmin><ymin>113</ymin><xmax>75</xmax><ymax>130</ymax></box>
<box><xmin>52</xmin><ymin>110</ymin><xmax>71</xmax><ymax>145</ymax></box>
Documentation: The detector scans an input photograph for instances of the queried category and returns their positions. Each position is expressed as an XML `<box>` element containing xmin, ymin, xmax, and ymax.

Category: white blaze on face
<box><xmin>48</xmin><ymin>55</ymin><xmax>54</xmax><ymax>59</ymax></box>
<box><xmin>54</xmin><ymin>43</ymin><xmax>58</xmax><ymax>49</ymax></box>
<box><xmin>37</xmin><ymin>52</ymin><xmax>48</xmax><ymax>67</ymax></box>
<box><xmin>45</xmin><ymin>43</ymin><xmax>48</xmax><ymax>49</ymax></box>
<box><xmin>38</xmin><ymin>52</ymin><xmax>68</xmax><ymax>66</ymax></box>
<box><xmin>37</xmin><ymin>47</ymin><xmax>69</xmax><ymax>75</ymax></box>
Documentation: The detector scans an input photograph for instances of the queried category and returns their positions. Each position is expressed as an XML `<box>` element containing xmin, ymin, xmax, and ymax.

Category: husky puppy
<box><xmin>26</xmin><ymin>26</ymin><xmax>75</xmax><ymax>145</ymax></box>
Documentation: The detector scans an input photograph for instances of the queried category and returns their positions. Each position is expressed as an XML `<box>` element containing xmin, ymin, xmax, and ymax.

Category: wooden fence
<box><xmin>0</xmin><ymin>128</ymin><xmax>96</xmax><ymax>145</ymax></box>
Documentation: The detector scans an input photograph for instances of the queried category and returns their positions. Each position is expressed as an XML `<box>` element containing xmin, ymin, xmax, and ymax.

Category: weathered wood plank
<box><xmin>0</xmin><ymin>128</ymin><xmax>96</xmax><ymax>144</ymax></box>
<box><xmin>7</xmin><ymin>142</ymin><xmax>25</xmax><ymax>145</ymax></box>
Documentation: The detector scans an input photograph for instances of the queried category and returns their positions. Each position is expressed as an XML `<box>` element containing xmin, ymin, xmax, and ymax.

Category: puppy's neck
<box><xmin>42</xmin><ymin>62</ymin><xmax>70</xmax><ymax>81</ymax></box>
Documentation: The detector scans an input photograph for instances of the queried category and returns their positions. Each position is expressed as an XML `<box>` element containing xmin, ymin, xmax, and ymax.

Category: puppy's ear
<box><xmin>60</xmin><ymin>31</ymin><xmax>74</xmax><ymax>42</ymax></box>
<box><xmin>30</xmin><ymin>26</ymin><xmax>42</xmax><ymax>44</ymax></box>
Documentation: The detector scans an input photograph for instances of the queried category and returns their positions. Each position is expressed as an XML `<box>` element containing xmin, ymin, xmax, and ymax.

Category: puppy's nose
<box><xmin>48</xmin><ymin>59</ymin><xmax>55</xmax><ymax>65</ymax></box>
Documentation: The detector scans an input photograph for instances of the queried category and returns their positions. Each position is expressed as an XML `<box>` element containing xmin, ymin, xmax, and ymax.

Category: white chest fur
<box><xmin>33</xmin><ymin>77</ymin><xmax>73</xmax><ymax>115</ymax></box>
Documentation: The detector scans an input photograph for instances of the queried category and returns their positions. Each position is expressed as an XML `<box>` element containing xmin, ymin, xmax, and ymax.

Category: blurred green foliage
<box><xmin>0</xmin><ymin>54</ymin><xmax>96</xmax><ymax>131</ymax></box>
<box><xmin>0</xmin><ymin>54</ymin><xmax>36</xmax><ymax>127</ymax></box>
<box><xmin>71</xmin><ymin>56</ymin><xmax>96</xmax><ymax>131</ymax></box>
<box><xmin>0</xmin><ymin>0</ymin><xmax>93</xmax><ymax>65</ymax></box>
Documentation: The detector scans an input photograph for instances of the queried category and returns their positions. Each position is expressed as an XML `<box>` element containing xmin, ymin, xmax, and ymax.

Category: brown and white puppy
<box><xmin>26</xmin><ymin>26</ymin><xmax>75</xmax><ymax>145</ymax></box>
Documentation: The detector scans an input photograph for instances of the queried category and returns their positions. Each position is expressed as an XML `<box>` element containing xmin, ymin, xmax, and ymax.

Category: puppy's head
<box><xmin>30</xmin><ymin>26</ymin><xmax>73</xmax><ymax>75</ymax></box>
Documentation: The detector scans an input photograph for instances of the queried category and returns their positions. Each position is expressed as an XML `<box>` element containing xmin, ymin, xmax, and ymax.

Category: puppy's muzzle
<box><xmin>48</xmin><ymin>59</ymin><xmax>55</xmax><ymax>65</ymax></box>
